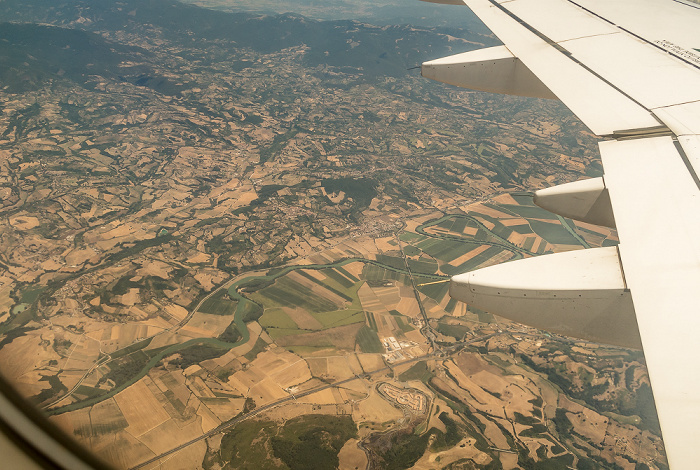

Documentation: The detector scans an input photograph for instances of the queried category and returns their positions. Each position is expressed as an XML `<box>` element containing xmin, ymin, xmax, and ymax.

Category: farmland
<box><xmin>10</xmin><ymin>191</ymin><xmax>647</xmax><ymax>469</ymax></box>
<box><xmin>0</xmin><ymin>0</ymin><xmax>660</xmax><ymax>467</ymax></box>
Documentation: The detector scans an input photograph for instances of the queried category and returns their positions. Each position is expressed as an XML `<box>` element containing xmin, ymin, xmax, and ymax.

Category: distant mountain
<box><xmin>0</xmin><ymin>22</ymin><xmax>189</xmax><ymax>94</ymax></box>
<box><xmin>177</xmin><ymin>0</ymin><xmax>492</xmax><ymax>31</ymax></box>
<box><xmin>0</xmin><ymin>0</ymin><xmax>498</xmax><ymax>87</ymax></box>
<box><xmin>0</xmin><ymin>23</ymin><xmax>138</xmax><ymax>92</ymax></box>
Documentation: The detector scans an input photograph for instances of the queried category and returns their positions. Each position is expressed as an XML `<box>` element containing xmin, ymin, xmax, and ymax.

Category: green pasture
<box><xmin>415</xmin><ymin>238</ymin><xmax>473</xmax><ymax>263</ymax></box>
<box><xmin>497</xmin><ymin>202</ymin><xmax>557</xmax><ymax>220</ymax></box>
<box><xmin>529</xmin><ymin>220</ymin><xmax>580</xmax><ymax>245</ymax></box>
<box><xmin>259</xmin><ymin>307</ymin><xmax>298</xmax><ymax>329</ymax></box>
<box><xmin>356</xmin><ymin>325</ymin><xmax>383</xmax><ymax>353</ymax></box>
<box><xmin>199</xmin><ymin>289</ymin><xmax>237</xmax><ymax>316</ymax></box>
<box><xmin>417</xmin><ymin>279</ymin><xmax>450</xmax><ymax>303</ymax></box>
<box><xmin>252</xmin><ymin>276</ymin><xmax>339</xmax><ymax>313</ymax></box>
<box><xmin>253</xmin><ymin>268</ymin><xmax>366</xmax><ymax>337</ymax></box>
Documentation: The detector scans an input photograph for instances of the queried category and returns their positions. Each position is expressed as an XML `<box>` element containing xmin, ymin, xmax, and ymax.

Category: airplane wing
<box><xmin>420</xmin><ymin>0</ymin><xmax>700</xmax><ymax>467</ymax></box>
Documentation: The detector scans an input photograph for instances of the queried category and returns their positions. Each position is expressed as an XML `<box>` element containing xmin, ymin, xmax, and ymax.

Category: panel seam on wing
<box><xmin>483</xmin><ymin>0</ymin><xmax>667</xmax><ymax>129</ymax></box>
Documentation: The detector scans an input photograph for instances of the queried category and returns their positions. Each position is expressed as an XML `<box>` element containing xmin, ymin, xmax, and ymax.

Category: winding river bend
<box><xmin>46</xmin><ymin>212</ymin><xmax>532</xmax><ymax>416</ymax></box>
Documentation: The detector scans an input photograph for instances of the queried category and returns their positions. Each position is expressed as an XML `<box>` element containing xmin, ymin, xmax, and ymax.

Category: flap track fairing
<box><xmin>421</xmin><ymin>46</ymin><xmax>557</xmax><ymax>99</ymax></box>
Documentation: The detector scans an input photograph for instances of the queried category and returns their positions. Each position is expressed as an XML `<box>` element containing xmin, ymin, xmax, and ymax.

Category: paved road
<box><xmin>395</xmin><ymin>233</ymin><xmax>438</xmax><ymax>350</ymax></box>
<box><xmin>130</xmin><ymin>332</ymin><xmax>499</xmax><ymax>470</ymax></box>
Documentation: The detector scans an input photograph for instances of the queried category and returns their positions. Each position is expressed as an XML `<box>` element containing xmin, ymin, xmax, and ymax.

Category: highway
<box><xmin>130</xmin><ymin>332</ymin><xmax>499</xmax><ymax>470</ymax></box>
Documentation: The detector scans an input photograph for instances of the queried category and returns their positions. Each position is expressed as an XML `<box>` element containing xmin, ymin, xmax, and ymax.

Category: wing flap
<box><xmin>575</xmin><ymin>0</ymin><xmax>700</xmax><ymax>57</ymax></box>
<box><xmin>559</xmin><ymin>33</ymin><xmax>700</xmax><ymax>110</ymax></box>
<box><xmin>460</xmin><ymin>0</ymin><xmax>660</xmax><ymax>135</ymax></box>
<box><xmin>654</xmin><ymin>101</ymin><xmax>700</xmax><ymax>137</ymax></box>
<box><xmin>482</xmin><ymin>0</ymin><xmax>700</xmax><ymax>113</ymax></box>
<box><xmin>421</xmin><ymin>46</ymin><xmax>557</xmax><ymax>98</ymax></box>
<box><xmin>499</xmin><ymin>0</ymin><xmax>619</xmax><ymax>43</ymax></box>
<box><xmin>449</xmin><ymin>246</ymin><xmax>641</xmax><ymax>348</ymax></box>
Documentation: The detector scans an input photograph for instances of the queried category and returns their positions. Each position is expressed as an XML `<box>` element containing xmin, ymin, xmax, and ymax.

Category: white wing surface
<box><xmin>421</xmin><ymin>0</ymin><xmax>700</xmax><ymax>467</ymax></box>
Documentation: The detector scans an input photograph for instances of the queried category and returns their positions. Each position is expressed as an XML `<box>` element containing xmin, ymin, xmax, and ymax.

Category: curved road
<box><xmin>46</xmin><ymin>209</ymin><xmax>547</xmax><ymax>460</ymax></box>
<box><xmin>130</xmin><ymin>332</ymin><xmax>499</xmax><ymax>470</ymax></box>
<box><xmin>47</xmin><ymin>210</ymin><xmax>542</xmax><ymax>415</ymax></box>
<box><xmin>45</xmin><ymin>257</ymin><xmax>447</xmax><ymax>416</ymax></box>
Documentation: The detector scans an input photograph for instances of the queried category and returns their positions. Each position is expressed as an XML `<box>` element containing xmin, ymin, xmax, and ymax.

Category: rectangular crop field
<box><xmin>415</xmin><ymin>238</ymin><xmax>474</xmax><ymax>263</ymax></box>
<box><xmin>450</xmin><ymin>245</ymin><xmax>511</xmax><ymax>272</ymax></box>
<box><xmin>418</xmin><ymin>280</ymin><xmax>450</xmax><ymax>303</ymax></box>
<box><xmin>335</xmin><ymin>266</ymin><xmax>359</xmax><ymax>282</ymax></box>
<box><xmin>324</xmin><ymin>268</ymin><xmax>356</xmax><ymax>288</ymax></box>
<box><xmin>294</xmin><ymin>269</ymin><xmax>354</xmax><ymax>302</ymax></box>
<box><xmin>312</xmin><ymin>309</ymin><xmax>364</xmax><ymax>329</ymax></box>
<box><xmin>254</xmin><ymin>276</ymin><xmax>340</xmax><ymax>313</ymax></box>
<box><xmin>362</xmin><ymin>264</ymin><xmax>409</xmax><ymax>284</ymax></box>
<box><xmin>366</xmin><ymin>311</ymin><xmax>378</xmax><ymax>331</ymax></box>
<box><xmin>497</xmin><ymin>203</ymin><xmax>557</xmax><ymax>220</ymax></box>
<box><xmin>407</xmin><ymin>258</ymin><xmax>437</xmax><ymax>274</ymax></box>
<box><xmin>529</xmin><ymin>220</ymin><xmax>580</xmax><ymax>245</ymax></box>
<box><xmin>259</xmin><ymin>308</ymin><xmax>299</xmax><ymax>330</ymax></box>
<box><xmin>356</xmin><ymin>325</ymin><xmax>383</xmax><ymax>353</ymax></box>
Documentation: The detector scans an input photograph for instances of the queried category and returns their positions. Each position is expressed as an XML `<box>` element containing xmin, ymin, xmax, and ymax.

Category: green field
<box><xmin>510</xmin><ymin>193</ymin><xmax>536</xmax><ymax>205</ymax></box>
<box><xmin>436</xmin><ymin>320</ymin><xmax>470</xmax><ymax>340</ymax></box>
<box><xmin>398</xmin><ymin>361</ymin><xmax>433</xmax><ymax>383</ymax></box>
<box><xmin>324</xmin><ymin>268</ymin><xmax>356</xmax><ymax>288</ymax></box>
<box><xmin>335</xmin><ymin>266</ymin><xmax>359</xmax><ymax>282</ymax></box>
<box><xmin>511</xmin><ymin>223</ymin><xmax>535</xmax><ymax>234</ymax></box>
<box><xmin>362</xmin><ymin>263</ymin><xmax>410</xmax><ymax>285</ymax></box>
<box><xmin>20</xmin><ymin>285</ymin><xmax>45</xmax><ymax>304</ymax></box>
<box><xmin>253</xmin><ymin>269</ymin><xmax>365</xmax><ymax>337</ymax></box>
<box><xmin>496</xmin><ymin>202</ymin><xmax>557</xmax><ymax>220</ymax></box>
<box><xmin>259</xmin><ymin>307</ymin><xmax>299</xmax><ymax>329</ymax></box>
<box><xmin>312</xmin><ymin>309</ymin><xmax>364</xmax><ymax>328</ymax></box>
<box><xmin>417</xmin><ymin>280</ymin><xmax>450</xmax><ymax>303</ymax></box>
<box><xmin>375</xmin><ymin>254</ymin><xmax>406</xmax><ymax>270</ymax></box>
<box><xmin>366</xmin><ymin>311</ymin><xmax>378</xmax><ymax>331</ymax></box>
<box><xmin>450</xmin><ymin>217</ymin><xmax>473</xmax><ymax>234</ymax></box>
<box><xmin>243</xmin><ymin>337</ymin><xmax>269</xmax><ymax>361</ymax></box>
<box><xmin>522</xmin><ymin>236</ymin><xmax>536</xmax><ymax>251</ymax></box>
<box><xmin>407</xmin><ymin>258</ymin><xmax>437</xmax><ymax>274</ymax></box>
<box><xmin>265</xmin><ymin>327</ymin><xmax>309</xmax><ymax>340</ymax></box>
<box><xmin>253</xmin><ymin>276</ymin><xmax>340</xmax><ymax>313</ymax></box>
<box><xmin>394</xmin><ymin>316</ymin><xmax>415</xmax><ymax>333</ymax></box>
<box><xmin>414</xmin><ymin>238</ymin><xmax>474</xmax><ymax>264</ymax></box>
<box><xmin>476</xmin><ymin>216</ymin><xmax>515</xmax><ymax>242</ymax></box>
<box><xmin>295</xmin><ymin>269</ymin><xmax>354</xmax><ymax>301</ymax></box>
<box><xmin>399</xmin><ymin>232</ymin><xmax>424</xmax><ymax>243</ymax></box>
<box><xmin>217</xmin><ymin>321</ymin><xmax>242</xmax><ymax>343</ymax></box>
<box><xmin>198</xmin><ymin>289</ymin><xmax>237</xmax><ymax>316</ymax></box>
<box><xmin>285</xmin><ymin>345</ymin><xmax>336</xmax><ymax>355</ymax></box>
<box><xmin>529</xmin><ymin>220</ymin><xmax>580</xmax><ymax>245</ymax></box>
<box><xmin>403</xmin><ymin>245</ymin><xmax>421</xmax><ymax>256</ymax></box>
<box><xmin>356</xmin><ymin>324</ymin><xmax>383</xmax><ymax>353</ymax></box>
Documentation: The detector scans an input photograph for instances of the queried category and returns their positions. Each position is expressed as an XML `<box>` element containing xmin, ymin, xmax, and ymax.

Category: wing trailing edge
<box><xmin>533</xmin><ymin>177</ymin><xmax>615</xmax><ymax>228</ymax></box>
<box><xmin>449</xmin><ymin>246</ymin><xmax>641</xmax><ymax>348</ymax></box>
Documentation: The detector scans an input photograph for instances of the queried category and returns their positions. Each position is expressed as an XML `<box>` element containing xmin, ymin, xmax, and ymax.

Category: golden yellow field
<box><xmin>113</xmin><ymin>378</ymin><xmax>171</xmax><ymax>436</ymax></box>
<box><xmin>338</xmin><ymin>438</ymin><xmax>368</xmax><ymax>470</ymax></box>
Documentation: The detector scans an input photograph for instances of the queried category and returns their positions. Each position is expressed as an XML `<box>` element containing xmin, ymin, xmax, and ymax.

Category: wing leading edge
<box><xmin>421</xmin><ymin>0</ymin><xmax>700</xmax><ymax>467</ymax></box>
